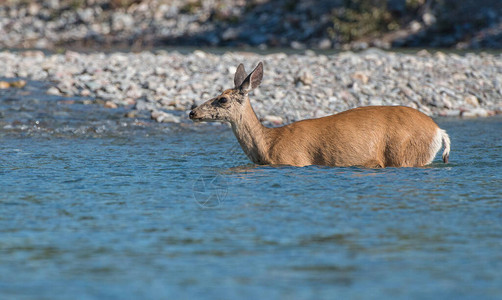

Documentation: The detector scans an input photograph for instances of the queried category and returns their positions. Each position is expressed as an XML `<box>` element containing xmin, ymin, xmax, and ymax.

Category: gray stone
<box><xmin>151</xmin><ymin>110</ymin><xmax>180</xmax><ymax>123</ymax></box>
<box><xmin>318</xmin><ymin>38</ymin><xmax>332</xmax><ymax>49</ymax></box>
<box><xmin>46</xmin><ymin>86</ymin><xmax>61</xmax><ymax>96</ymax></box>
<box><xmin>135</xmin><ymin>99</ymin><xmax>157</xmax><ymax>111</ymax></box>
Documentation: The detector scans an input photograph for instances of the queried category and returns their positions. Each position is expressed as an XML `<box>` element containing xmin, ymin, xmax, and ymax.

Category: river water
<box><xmin>1</xmin><ymin>79</ymin><xmax>501</xmax><ymax>299</ymax></box>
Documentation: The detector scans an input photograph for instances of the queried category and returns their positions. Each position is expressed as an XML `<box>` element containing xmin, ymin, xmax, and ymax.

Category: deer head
<box><xmin>189</xmin><ymin>62</ymin><xmax>263</xmax><ymax>124</ymax></box>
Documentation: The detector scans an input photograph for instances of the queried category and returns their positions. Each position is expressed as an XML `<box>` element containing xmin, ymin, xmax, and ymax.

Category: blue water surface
<box><xmin>0</xmin><ymin>80</ymin><xmax>501</xmax><ymax>299</ymax></box>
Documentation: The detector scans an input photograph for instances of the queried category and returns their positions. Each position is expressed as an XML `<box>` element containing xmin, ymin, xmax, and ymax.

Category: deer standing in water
<box><xmin>189</xmin><ymin>62</ymin><xmax>450</xmax><ymax>168</ymax></box>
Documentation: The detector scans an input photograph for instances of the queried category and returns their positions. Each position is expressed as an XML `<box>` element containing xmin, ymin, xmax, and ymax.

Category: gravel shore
<box><xmin>1</xmin><ymin>49</ymin><xmax>502</xmax><ymax>124</ymax></box>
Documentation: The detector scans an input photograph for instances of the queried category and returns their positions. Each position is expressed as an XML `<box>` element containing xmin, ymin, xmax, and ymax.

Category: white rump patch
<box><xmin>427</xmin><ymin>128</ymin><xmax>444</xmax><ymax>164</ymax></box>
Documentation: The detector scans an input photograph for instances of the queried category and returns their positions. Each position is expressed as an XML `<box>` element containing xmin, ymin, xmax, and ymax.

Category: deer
<box><xmin>189</xmin><ymin>62</ymin><xmax>450</xmax><ymax>168</ymax></box>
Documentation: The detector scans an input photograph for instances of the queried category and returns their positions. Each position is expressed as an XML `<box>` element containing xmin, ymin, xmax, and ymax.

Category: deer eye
<box><xmin>218</xmin><ymin>97</ymin><xmax>228</xmax><ymax>104</ymax></box>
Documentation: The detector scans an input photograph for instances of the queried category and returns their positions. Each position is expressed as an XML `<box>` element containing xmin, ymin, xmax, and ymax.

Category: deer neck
<box><xmin>230</xmin><ymin>99</ymin><xmax>271</xmax><ymax>164</ymax></box>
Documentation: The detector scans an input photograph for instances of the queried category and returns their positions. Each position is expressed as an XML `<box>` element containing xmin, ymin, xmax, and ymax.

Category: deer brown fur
<box><xmin>189</xmin><ymin>62</ymin><xmax>450</xmax><ymax>168</ymax></box>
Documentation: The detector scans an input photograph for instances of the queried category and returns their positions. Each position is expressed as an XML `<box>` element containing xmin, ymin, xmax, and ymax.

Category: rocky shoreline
<box><xmin>1</xmin><ymin>0</ymin><xmax>502</xmax><ymax>51</ymax></box>
<box><xmin>1</xmin><ymin>49</ymin><xmax>502</xmax><ymax>124</ymax></box>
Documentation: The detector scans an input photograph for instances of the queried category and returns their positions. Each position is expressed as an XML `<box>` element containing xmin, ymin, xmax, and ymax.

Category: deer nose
<box><xmin>189</xmin><ymin>110</ymin><xmax>195</xmax><ymax>119</ymax></box>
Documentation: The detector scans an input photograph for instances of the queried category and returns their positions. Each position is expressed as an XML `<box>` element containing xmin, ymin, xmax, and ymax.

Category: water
<box><xmin>1</xmin><ymin>79</ymin><xmax>502</xmax><ymax>299</ymax></box>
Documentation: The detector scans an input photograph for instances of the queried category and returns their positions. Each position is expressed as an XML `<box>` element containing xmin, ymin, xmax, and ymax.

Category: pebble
<box><xmin>464</xmin><ymin>95</ymin><xmax>480</xmax><ymax>107</ymax></box>
<box><xmin>125</xmin><ymin>110</ymin><xmax>139</xmax><ymax>118</ymax></box>
<box><xmin>151</xmin><ymin>110</ymin><xmax>180</xmax><ymax>123</ymax></box>
<box><xmin>461</xmin><ymin>108</ymin><xmax>491</xmax><ymax>118</ymax></box>
<box><xmin>295</xmin><ymin>70</ymin><xmax>313</xmax><ymax>86</ymax></box>
<box><xmin>0</xmin><ymin>80</ymin><xmax>26</xmax><ymax>89</ymax></box>
<box><xmin>46</xmin><ymin>86</ymin><xmax>62</xmax><ymax>96</ymax></box>
<box><xmin>0</xmin><ymin>81</ymin><xmax>10</xmax><ymax>89</ymax></box>
<box><xmin>104</xmin><ymin>101</ymin><xmax>118</xmax><ymax>109</ymax></box>
<box><xmin>135</xmin><ymin>99</ymin><xmax>157</xmax><ymax>111</ymax></box>
<box><xmin>352</xmin><ymin>72</ymin><xmax>369</xmax><ymax>84</ymax></box>
<box><xmin>439</xmin><ymin>109</ymin><xmax>461</xmax><ymax>117</ymax></box>
<box><xmin>80</xmin><ymin>89</ymin><xmax>92</xmax><ymax>97</ymax></box>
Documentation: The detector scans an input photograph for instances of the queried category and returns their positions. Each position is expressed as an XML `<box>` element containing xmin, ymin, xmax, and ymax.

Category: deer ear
<box><xmin>239</xmin><ymin>62</ymin><xmax>263</xmax><ymax>93</ymax></box>
<box><xmin>234</xmin><ymin>63</ymin><xmax>247</xmax><ymax>88</ymax></box>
